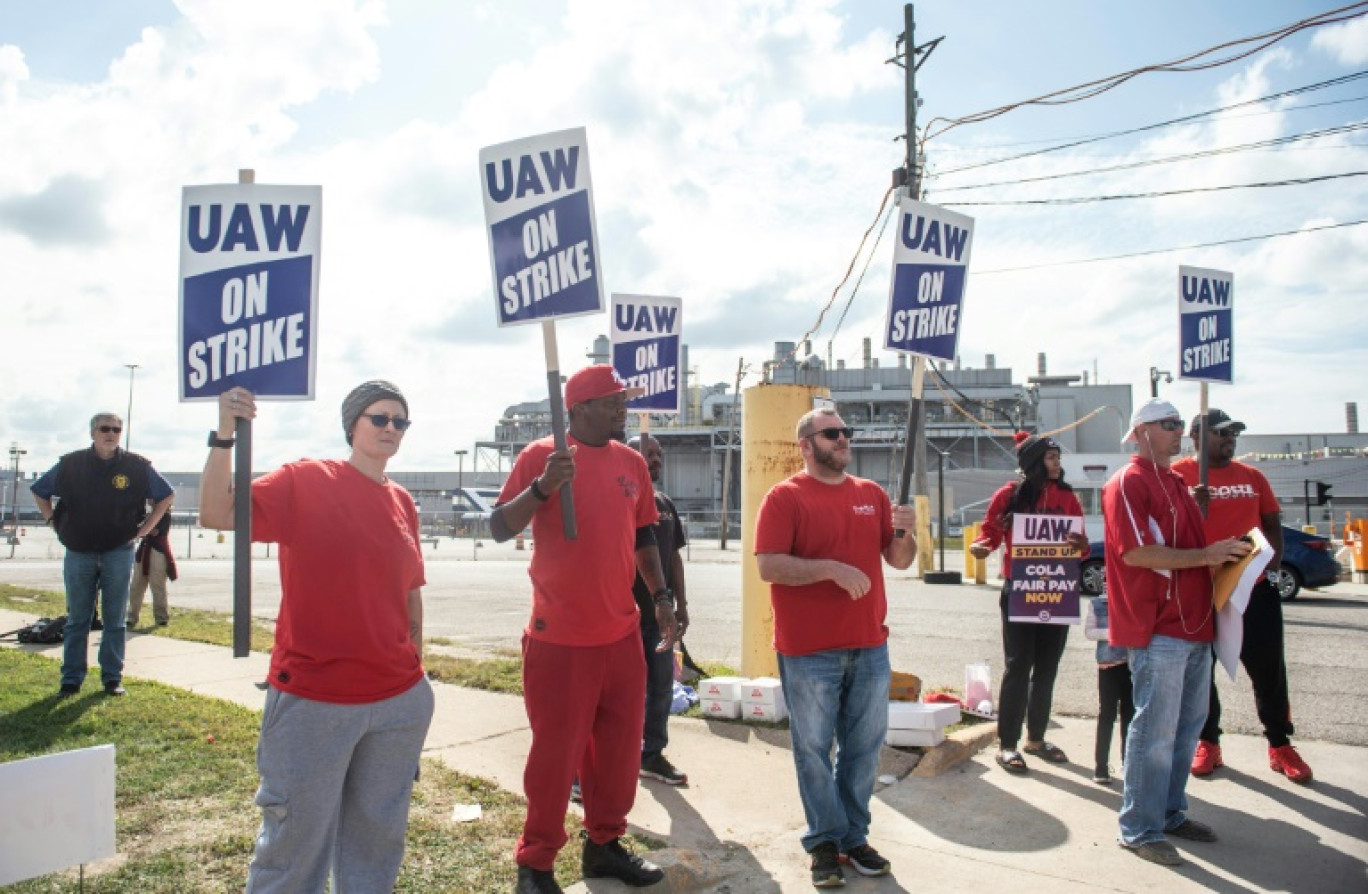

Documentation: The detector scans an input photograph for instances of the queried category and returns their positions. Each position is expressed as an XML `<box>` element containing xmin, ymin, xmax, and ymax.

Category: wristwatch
<box><xmin>652</xmin><ymin>587</ymin><xmax>675</xmax><ymax>606</ymax></box>
<box><xmin>207</xmin><ymin>431</ymin><xmax>236</xmax><ymax>448</ymax></box>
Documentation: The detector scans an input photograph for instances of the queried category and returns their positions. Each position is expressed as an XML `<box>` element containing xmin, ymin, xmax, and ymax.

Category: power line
<box><xmin>933</xmin><ymin>122</ymin><xmax>1368</xmax><ymax>194</ymax></box>
<box><xmin>931</xmin><ymin>91</ymin><xmax>1368</xmax><ymax>156</ymax></box>
<box><xmin>944</xmin><ymin>169</ymin><xmax>1368</xmax><ymax>207</ymax></box>
<box><xmin>972</xmin><ymin>218</ymin><xmax>1368</xmax><ymax>275</ymax></box>
<box><xmin>923</xmin><ymin>6</ymin><xmax>1368</xmax><ymax>150</ymax></box>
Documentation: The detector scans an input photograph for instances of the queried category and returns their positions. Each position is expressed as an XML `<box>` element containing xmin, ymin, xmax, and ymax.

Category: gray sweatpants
<box><xmin>245</xmin><ymin>676</ymin><xmax>434</xmax><ymax>893</ymax></box>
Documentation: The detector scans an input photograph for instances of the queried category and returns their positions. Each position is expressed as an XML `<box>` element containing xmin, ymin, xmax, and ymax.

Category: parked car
<box><xmin>1077</xmin><ymin>526</ymin><xmax>1340</xmax><ymax>602</ymax></box>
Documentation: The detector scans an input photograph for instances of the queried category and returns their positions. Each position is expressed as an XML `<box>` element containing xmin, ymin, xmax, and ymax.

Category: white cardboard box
<box><xmin>886</xmin><ymin>726</ymin><xmax>946</xmax><ymax>747</ymax></box>
<box><xmin>741</xmin><ymin>677</ymin><xmax>784</xmax><ymax>705</ymax></box>
<box><xmin>700</xmin><ymin>697</ymin><xmax>741</xmax><ymax>719</ymax></box>
<box><xmin>887</xmin><ymin>701</ymin><xmax>959</xmax><ymax>730</ymax></box>
<box><xmin>698</xmin><ymin>676</ymin><xmax>744</xmax><ymax>701</ymax></box>
<box><xmin>742</xmin><ymin>698</ymin><xmax>788</xmax><ymax>722</ymax></box>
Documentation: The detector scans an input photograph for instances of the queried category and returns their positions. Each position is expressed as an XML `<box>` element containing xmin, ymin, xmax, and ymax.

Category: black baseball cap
<box><xmin>1189</xmin><ymin>408</ymin><xmax>1246</xmax><ymax>437</ymax></box>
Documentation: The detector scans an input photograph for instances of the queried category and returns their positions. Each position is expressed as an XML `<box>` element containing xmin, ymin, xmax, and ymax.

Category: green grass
<box><xmin>0</xmin><ymin>648</ymin><xmax>599</xmax><ymax>892</ymax></box>
<box><xmin>424</xmin><ymin>653</ymin><xmax>524</xmax><ymax>694</ymax></box>
<box><xmin>0</xmin><ymin>584</ymin><xmax>276</xmax><ymax>653</ymax></box>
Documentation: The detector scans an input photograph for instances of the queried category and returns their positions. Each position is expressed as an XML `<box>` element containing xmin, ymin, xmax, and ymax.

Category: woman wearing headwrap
<box><xmin>200</xmin><ymin>381</ymin><xmax>433</xmax><ymax>893</ymax></box>
<box><xmin>970</xmin><ymin>431</ymin><xmax>1089</xmax><ymax>774</ymax></box>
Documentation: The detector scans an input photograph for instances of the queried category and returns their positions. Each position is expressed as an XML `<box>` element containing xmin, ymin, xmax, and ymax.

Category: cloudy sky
<box><xmin>2</xmin><ymin>0</ymin><xmax>1365</xmax><ymax>483</ymax></box>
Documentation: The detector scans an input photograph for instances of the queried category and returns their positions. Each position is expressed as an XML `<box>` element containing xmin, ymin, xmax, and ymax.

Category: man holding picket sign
<box><xmin>492</xmin><ymin>365</ymin><xmax>675</xmax><ymax>893</ymax></box>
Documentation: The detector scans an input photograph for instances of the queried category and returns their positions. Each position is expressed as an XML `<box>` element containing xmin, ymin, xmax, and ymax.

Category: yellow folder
<box><xmin>1212</xmin><ymin>526</ymin><xmax>1270</xmax><ymax>611</ymax></box>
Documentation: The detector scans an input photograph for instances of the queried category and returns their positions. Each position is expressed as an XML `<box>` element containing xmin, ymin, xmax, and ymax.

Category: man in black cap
<box><xmin>1172</xmin><ymin>410</ymin><xmax>1311</xmax><ymax>783</ymax></box>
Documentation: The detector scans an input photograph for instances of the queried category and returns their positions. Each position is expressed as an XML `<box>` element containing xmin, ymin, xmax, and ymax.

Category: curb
<box><xmin>912</xmin><ymin>720</ymin><xmax>997</xmax><ymax>777</ymax></box>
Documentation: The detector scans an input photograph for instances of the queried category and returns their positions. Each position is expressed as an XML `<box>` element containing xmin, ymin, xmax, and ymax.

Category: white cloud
<box><xmin>1311</xmin><ymin>14</ymin><xmax>1368</xmax><ymax>65</ymax></box>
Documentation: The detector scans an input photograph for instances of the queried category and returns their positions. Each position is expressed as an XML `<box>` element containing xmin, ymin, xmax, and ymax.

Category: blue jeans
<box><xmin>61</xmin><ymin>543</ymin><xmax>135</xmax><ymax>688</ymax></box>
<box><xmin>778</xmin><ymin>643</ymin><xmax>890</xmax><ymax>853</ymax></box>
<box><xmin>1119</xmin><ymin>635</ymin><xmax>1211</xmax><ymax>846</ymax></box>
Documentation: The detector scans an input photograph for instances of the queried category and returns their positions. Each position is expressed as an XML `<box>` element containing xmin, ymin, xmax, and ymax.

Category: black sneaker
<box><xmin>809</xmin><ymin>841</ymin><xmax>845</xmax><ymax>887</ymax></box>
<box><xmin>581</xmin><ymin>834</ymin><xmax>664</xmax><ymax>887</ymax></box>
<box><xmin>640</xmin><ymin>753</ymin><xmax>688</xmax><ymax>785</ymax></box>
<box><xmin>1093</xmin><ymin>766</ymin><xmax>1113</xmax><ymax>785</ymax></box>
<box><xmin>103</xmin><ymin>681</ymin><xmax>127</xmax><ymax>696</ymax></box>
<box><xmin>514</xmin><ymin>864</ymin><xmax>563</xmax><ymax>893</ymax></box>
<box><xmin>58</xmin><ymin>683</ymin><xmax>80</xmax><ymax>698</ymax></box>
<box><xmin>843</xmin><ymin>843</ymin><xmax>891</xmax><ymax>877</ymax></box>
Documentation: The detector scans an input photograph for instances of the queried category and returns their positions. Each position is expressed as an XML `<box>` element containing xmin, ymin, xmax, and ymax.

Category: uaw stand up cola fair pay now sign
<box><xmin>611</xmin><ymin>294</ymin><xmax>682</xmax><ymax>413</ymax></box>
<box><xmin>1178</xmin><ymin>265</ymin><xmax>1233</xmax><ymax>384</ymax></box>
<box><xmin>179</xmin><ymin>184</ymin><xmax>321</xmax><ymax>399</ymax></box>
<box><xmin>1008</xmin><ymin>514</ymin><xmax>1084</xmax><ymax>625</ymax></box>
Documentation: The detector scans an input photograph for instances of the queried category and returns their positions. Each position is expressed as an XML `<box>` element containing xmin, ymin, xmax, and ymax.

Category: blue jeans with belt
<box><xmin>61</xmin><ymin>542</ymin><xmax>135</xmax><ymax>688</ymax></box>
<box><xmin>778</xmin><ymin>643</ymin><xmax>890</xmax><ymax>853</ymax></box>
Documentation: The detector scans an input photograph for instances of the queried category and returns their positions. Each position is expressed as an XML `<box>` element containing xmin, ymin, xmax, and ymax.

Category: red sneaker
<box><xmin>1191</xmin><ymin>741</ymin><xmax>1223</xmax><ymax>776</ymax></box>
<box><xmin>1269</xmin><ymin>745</ymin><xmax>1313</xmax><ymax>784</ymax></box>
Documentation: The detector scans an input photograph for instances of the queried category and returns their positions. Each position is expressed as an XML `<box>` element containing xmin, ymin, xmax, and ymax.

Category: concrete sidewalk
<box><xmin>3</xmin><ymin>607</ymin><xmax>1365</xmax><ymax>892</ymax></box>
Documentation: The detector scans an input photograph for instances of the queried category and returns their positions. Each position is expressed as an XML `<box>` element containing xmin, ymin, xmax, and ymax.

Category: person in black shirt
<box><xmin>31</xmin><ymin>412</ymin><xmax>174</xmax><ymax>696</ymax></box>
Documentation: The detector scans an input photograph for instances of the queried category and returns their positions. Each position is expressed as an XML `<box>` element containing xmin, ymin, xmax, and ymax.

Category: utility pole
<box><xmin>890</xmin><ymin>4</ymin><xmax>941</xmax><ymax>510</ymax></box>
<box><xmin>719</xmin><ymin>357</ymin><xmax>745</xmax><ymax>549</ymax></box>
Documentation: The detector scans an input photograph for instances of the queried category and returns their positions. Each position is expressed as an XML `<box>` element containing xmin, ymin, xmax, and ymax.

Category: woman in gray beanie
<box><xmin>970</xmin><ymin>430</ymin><xmax>1090</xmax><ymax>774</ymax></box>
<box><xmin>200</xmin><ymin>381</ymin><xmax>433</xmax><ymax>892</ymax></box>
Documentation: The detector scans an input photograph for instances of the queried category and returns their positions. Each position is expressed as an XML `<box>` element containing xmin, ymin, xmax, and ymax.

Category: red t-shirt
<box><xmin>1101</xmin><ymin>456</ymin><xmax>1213</xmax><ymax>647</ymax></box>
<box><xmin>499</xmin><ymin>435</ymin><xmax>658</xmax><ymax>646</ymax></box>
<box><xmin>973</xmin><ymin>480</ymin><xmax>1088</xmax><ymax>576</ymax></box>
<box><xmin>1171</xmin><ymin>457</ymin><xmax>1280</xmax><ymax>543</ymax></box>
<box><xmin>251</xmin><ymin>459</ymin><xmax>426</xmax><ymax>703</ymax></box>
<box><xmin>754</xmin><ymin>473</ymin><xmax>894</xmax><ymax>656</ymax></box>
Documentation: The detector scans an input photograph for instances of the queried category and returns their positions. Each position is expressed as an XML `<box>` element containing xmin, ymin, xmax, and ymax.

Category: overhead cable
<box><xmin>972</xmin><ymin>218</ymin><xmax>1368</xmax><ymax>275</ymax></box>
<box><xmin>944</xmin><ymin>169</ymin><xmax>1368</xmax><ymax>206</ymax></box>
<box><xmin>921</xmin><ymin>5</ymin><xmax>1368</xmax><ymax>147</ymax></box>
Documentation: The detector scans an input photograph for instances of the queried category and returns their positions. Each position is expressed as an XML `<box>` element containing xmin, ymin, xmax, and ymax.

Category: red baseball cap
<box><xmin>564</xmin><ymin>364</ymin><xmax>645</xmax><ymax>408</ymax></box>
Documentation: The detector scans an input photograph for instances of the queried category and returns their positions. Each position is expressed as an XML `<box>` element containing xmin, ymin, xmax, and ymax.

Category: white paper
<box><xmin>1214</xmin><ymin>536</ymin><xmax>1274</xmax><ymax>680</ymax></box>
<box><xmin>450</xmin><ymin>803</ymin><xmax>483</xmax><ymax>823</ymax></box>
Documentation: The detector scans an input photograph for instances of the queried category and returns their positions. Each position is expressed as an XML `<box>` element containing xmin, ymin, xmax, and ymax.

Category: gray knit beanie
<box><xmin>342</xmin><ymin>380</ymin><xmax>409</xmax><ymax>445</ymax></box>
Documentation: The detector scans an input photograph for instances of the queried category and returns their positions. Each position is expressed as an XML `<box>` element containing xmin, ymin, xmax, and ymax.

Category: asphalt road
<box><xmin>4</xmin><ymin>529</ymin><xmax>1366</xmax><ymax>747</ymax></box>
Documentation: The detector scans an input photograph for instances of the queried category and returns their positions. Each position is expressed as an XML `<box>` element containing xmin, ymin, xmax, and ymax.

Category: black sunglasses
<box><xmin>807</xmin><ymin>426</ymin><xmax>854</xmax><ymax>442</ymax></box>
<box><xmin>364</xmin><ymin>414</ymin><xmax>412</xmax><ymax>431</ymax></box>
<box><xmin>97</xmin><ymin>425</ymin><xmax>123</xmax><ymax>434</ymax></box>
<box><xmin>1152</xmin><ymin>419</ymin><xmax>1184</xmax><ymax>432</ymax></box>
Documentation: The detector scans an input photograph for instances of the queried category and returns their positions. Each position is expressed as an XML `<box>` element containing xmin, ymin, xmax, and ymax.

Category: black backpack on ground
<box><xmin>0</xmin><ymin>616</ymin><xmax>68</xmax><ymax>644</ymax></box>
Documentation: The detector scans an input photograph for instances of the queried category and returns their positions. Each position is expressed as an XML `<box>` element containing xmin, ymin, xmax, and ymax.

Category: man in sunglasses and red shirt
<box><xmin>1102</xmin><ymin>398</ymin><xmax>1251</xmax><ymax>867</ymax></box>
<box><xmin>755</xmin><ymin>407</ymin><xmax>917</xmax><ymax>887</ymax></box>
<box><xmin>31</xmin><ymin>412</ymin><xmax>175</xmax><ymax>697</ymax></box>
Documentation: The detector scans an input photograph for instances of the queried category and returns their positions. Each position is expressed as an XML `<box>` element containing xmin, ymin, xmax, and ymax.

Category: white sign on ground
<box><xmin>179</xmin><ymin>183</ymin><xmax>322</xmax><ymax>401</ymax></box>
<box><xmin>1178</xmin><ymin>265</ymin><xmax>1234</xmax><ymax>384</ymax></box>
<box><xmin>883</xmin><ymin>199</ymin><xmax>975</xmax><ymax>362</ymax></box>
<box><xmin>480</xmin><ymin>127</ymin><xmax>604</xmax><ymax>327</ymax></box>
<box><xmin>611</xmin><ymin>294</ymin><xmax>682</xmax><ymax>413</ymax></box>
<box><xmin>0</xmin><ymin>745</ymin><xmax>116</xmax><ymax>886</ymax></box>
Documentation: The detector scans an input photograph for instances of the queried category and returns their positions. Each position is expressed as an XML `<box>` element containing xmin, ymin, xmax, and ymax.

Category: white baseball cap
<box><xmin>1123</xmin><ymin>398</ymin><xmax>1181</xmax><ymax>444</ymax></box>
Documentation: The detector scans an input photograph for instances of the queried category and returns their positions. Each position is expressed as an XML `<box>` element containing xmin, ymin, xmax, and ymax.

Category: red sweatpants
<box><xmin>515</xmin><ymin>630</ymin><xmax>646</xmax><ymax>870</ymax></box>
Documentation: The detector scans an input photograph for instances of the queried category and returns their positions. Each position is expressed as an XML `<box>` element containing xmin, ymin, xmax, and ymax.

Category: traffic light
<box><xmin>1314</xmin><ymin>482</ymin><xmax>1333</xmax><ymax>506</ymax></box>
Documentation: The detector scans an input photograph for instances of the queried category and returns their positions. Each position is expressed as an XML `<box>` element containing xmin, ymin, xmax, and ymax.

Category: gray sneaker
<box><xmin>1166</xmin><ymin>819</ymin><xmax>1217</xmax><ymax>842</ymax></box>
<box><xmin>1122</xmin><ymin>839</ymin><xmax>1184</xmax><ymax>867</ymax></box>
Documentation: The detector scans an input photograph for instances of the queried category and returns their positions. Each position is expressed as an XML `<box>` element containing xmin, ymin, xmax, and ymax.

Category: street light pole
<box><xmin>453</xmin><ymin>449</ymin><xmax>468</xmax><ymax>538</ymax></box>
<box><xmin>8</xmin><ymin>443</ymin><xmax>26</xmax><ymax>551</ymax></box>
<box><xmin>1148</xmin><ymin>366</ymin><xmax>1172</xmax><ymax>398</ymax></box>
<box><xmin>124</xmin><ymin>363</ymin><xmax>140</xmax><ymax>451</ymax></box>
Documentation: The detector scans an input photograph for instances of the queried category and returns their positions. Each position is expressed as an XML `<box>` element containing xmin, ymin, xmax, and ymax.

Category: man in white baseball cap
<box><xmin>1102</xmin><ymin>396</ymin><xmax>1251</xmax><ymax>867</ymax></box>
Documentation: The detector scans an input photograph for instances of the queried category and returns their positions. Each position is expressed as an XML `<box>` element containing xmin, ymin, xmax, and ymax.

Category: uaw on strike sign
<box><xmin>179</xmin><ymin>184</ymin><xmax>321</xmax><ymax>400</ymax></box>
<box><xmin>1007</xmin><ymin>514</ymin><xmax>1084</xmax><ymax>625</ymax></box>
<box><xmin>611</xmin><ymin>294</ymin><xmax>682</xmax><ymax>413</ymax></box>
<box><xmin>884</xmin><ymin>200</ymin><xmax>975</xmax><ymax>361</ymax></box>
<box><xmin>480</xmin><ymin>127</ymin><xmax>603</xmax><ymax>326</ymax></box>
<box><xmin>1178</xmin><ymin>265</ymin><xmax>1233</xmax><ymax>384</ymax></box>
